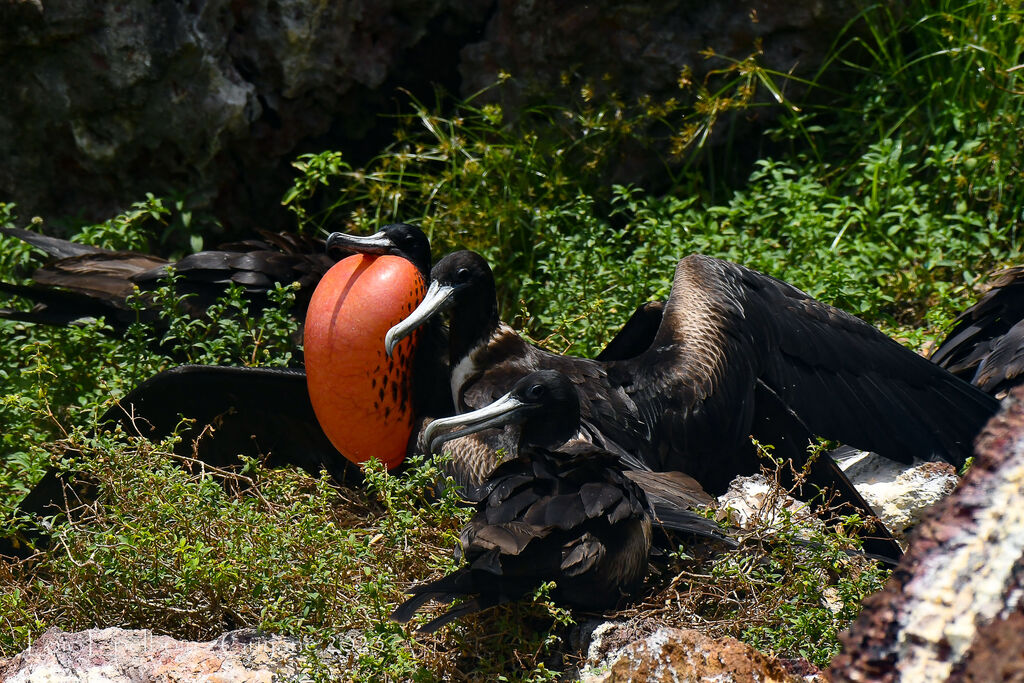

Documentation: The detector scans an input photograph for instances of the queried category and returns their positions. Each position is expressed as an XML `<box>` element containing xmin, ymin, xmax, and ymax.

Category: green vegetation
<box><xmin>2</xmin><ymin>0</ymin><xmax>1023</xmax><ymax>677</ymax></box>
<box><xmin>638</xmin><ymin>468</ymin><xmax>890</xmax><ymax>667</ymax></box>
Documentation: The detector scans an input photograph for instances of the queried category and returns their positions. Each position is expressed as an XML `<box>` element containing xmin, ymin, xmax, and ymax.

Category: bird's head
<box><xmin>422</xmin><ymin>370</ymin><xmax>581</xmax><ymax>456</ymax></box>
<box><xmin>325</xmin><ymin>223</ymin><xmax>432</xmax><ymax>278</ymax></box>
<box><xmin>385</xmin><ymin>250</ymin><xmax>495</xmax><ymax>356</ymax></box>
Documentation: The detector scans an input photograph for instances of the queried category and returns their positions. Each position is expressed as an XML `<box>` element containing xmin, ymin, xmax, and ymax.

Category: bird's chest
<box><xmin>449</xmin><ymin>352</ymin><xmax>478</xmax><ymax>410</ymax></box>
<box><xmin>452</xmin><ymin>331</ymin><xmax>537</xmax><ymax>411</ymax></box>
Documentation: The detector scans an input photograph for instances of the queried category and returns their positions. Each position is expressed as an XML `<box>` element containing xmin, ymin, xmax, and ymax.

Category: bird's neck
<box><xmin>448</xmin><ymin>301</ymin><xmax>501</xmax><ymax>368</ymax></box>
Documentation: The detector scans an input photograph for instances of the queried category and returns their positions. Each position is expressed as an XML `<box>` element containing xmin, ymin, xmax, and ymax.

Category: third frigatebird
<box><xmin>393</xmin><ymin>370</ymin><xmax>732</xmax><ymax>633</ymax></box>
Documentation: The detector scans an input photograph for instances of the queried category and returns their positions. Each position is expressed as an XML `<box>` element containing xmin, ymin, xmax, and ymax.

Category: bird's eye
<box><xmin>454</xmin><ymin>267</ymin><xmax>471</xmax><ymax>283</ymax></box>
<box><xmin>526</xmin><ymin>383</ymin><xmax>547</xmax><ymax>400</ymax></box>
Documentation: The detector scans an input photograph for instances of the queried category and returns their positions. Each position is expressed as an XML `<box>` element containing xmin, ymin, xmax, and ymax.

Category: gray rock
<box><xmin>835</xmin><ymin>448</ymin><xmax>959</xmax><ymax>539</ymax></box>
<box><xmin>1</xmin><ymin>0</ymin><xmax>861</xmax><ymax>232</ymax></box>
<box><xmin>462</xmin><ymin>0</ymin><xmax>861</xmax><ymax>110</ymax></box>
<box><xmin>0</xmin><ymin>0</ymin><xmax>482</xmax><ymax>230</ymax></box>
<box><xmin>0</xmin><ymin>627</ymin><xmax>320</xmax><ymax>682</ymax></box>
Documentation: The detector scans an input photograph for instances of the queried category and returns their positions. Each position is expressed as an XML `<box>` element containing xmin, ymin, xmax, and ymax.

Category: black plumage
<box><xmin>594</xmin><ymin>300</ymin><xmax>665</xmax><ymax>362</ymax></box>
<box><xmin>387</xmin><ymin>251</ymin><xmax>1001</xmax><ymax>557</ymax></box>
<box><xmin>931</xmin><ymin>266</ymin><xmax>1024</xmax><ymax>396</ymax></box>
<box><xmin>392</xmin><ymin>371</ymin><xmax>728</xmax><ymax>633</ymax></box>
<box><xmin>0</xmin><ymin>225</ymin><xmax>336</xmax><ymax>339</ymax></box>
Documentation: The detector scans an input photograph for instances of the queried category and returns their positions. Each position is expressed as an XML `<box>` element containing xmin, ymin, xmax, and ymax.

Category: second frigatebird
<box><xmin>384</xmin><ymin>250</ymin><xmax>999</xmax><ymax>553</ymax></box>
<box><xmin>931</xmin><ymin>266</ymin><xmax>1024</xmax><ymax>397</ymax></box>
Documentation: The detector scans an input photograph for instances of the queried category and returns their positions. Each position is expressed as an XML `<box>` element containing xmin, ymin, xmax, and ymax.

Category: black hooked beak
<box><xmin>325</xmin><ymin>230</ymin><xmax>394</xmax><ymax>255</ymax></box>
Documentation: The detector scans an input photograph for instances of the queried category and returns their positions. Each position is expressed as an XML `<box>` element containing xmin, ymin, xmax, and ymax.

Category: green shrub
<box><xmin>3</xmin><ymin>0</ymin><xmax>1023</xmax><ymax>675</ymax></box>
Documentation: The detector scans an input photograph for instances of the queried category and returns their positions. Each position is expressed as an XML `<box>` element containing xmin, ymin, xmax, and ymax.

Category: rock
<box><xmin>463</xmin><ymin>0</ymin><xmax>861</xmax><ymax>103</ymax></box>
<box><xmin>716</xmin><ymin>473</ymin><xmax>820</xmax><ymax>531</ymax></box>
<box><xmin>578</xmin><ymin>625</ymin><xmax>823</xmax><ymax>682</ymax></box>
<box><xmin>835</xmin><ymin>449</ymin><xmax>959</xmax><ymax>538</ymax></box>
<box><xmin>0</xmin><ymin>627</ymin><xmax>324</xmax><ymax>682</ymax></box>
<box><xmin>0</xmin><ymin>0</ymin><xmax>485</xmax><ymax>232</ymax></box>
<box><xmin>829</xmin><ymin>385</ymin><xmax>1024</xmax><ymax>681</ymax></box>
<box><xmin>461</xmin><ymin>0</ymin><xmax>863</xmax><ymax>185</ymax></box>
<box><xmin>716</xmin><ymin>452</ymin><xmax>960</xmax><ymax>542</ymax></box>
<box><xmin>1</xmin><ymin>0</ymin><xmax>861</xmax><ymax>233</ymax></box>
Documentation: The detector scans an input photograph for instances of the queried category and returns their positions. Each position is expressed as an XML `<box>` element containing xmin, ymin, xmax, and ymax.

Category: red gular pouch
<box><xmin>304</xmin><ymin>254</ymin><xmax>425</xmax><ymax>469</ymax></box>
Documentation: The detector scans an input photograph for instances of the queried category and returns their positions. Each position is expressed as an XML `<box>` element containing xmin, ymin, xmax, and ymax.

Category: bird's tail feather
<box><xmin>390</xmin><ymin>568</ymin><xmax>475</xmax><ymax>624</ymax></box>
<box><xmin>650</xmin><ymin>504</ymin><xmax>738</xmax><ymax>547</ymax></box>
<box><xmin>416</xmin><ymin>593</ymin><xmax>506</xmax><ymax>634</ymax></box>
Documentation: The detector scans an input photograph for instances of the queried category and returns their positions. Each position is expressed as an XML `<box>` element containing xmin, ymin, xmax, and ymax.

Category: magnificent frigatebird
<box><xmin>304</xmin><ymin>225</ymin><xmax>453</xmax><ymax>469</ymax></box>
<box><xmin>931</xmin><ymin>266</ymin><xmax>1024</xmax><ymax>397</ymax></box>
<box><xmin>317</xmin><ymin>224</ymin><xmax>452</xmax><ymax>421</ymax></box>
<box><xmin>392</xmin><ymin>370</ymin><xmax>732</xmax><ymax>633</ymax></box>
<box><xmin>384</xmin><ymin>251</ymin><xmax>999</xmax><ymax>549</ymax></box>
<box><xmin>0</xmin><ymin>224</ymin><xmax>441</xmax><ymax>556</ymax></box>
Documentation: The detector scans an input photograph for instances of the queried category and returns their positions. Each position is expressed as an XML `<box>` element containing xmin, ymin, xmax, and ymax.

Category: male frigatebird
<box><xmin>392</xmin><ymin>370</ymin><xmax>732</xmax><ymax>633</ymax></box>
<box><xmin>317</xmin><ymin>224</ymin><xmax>452</xmax><ymax>422</ymax></box>
<box><xmin>0</xmin><ymin>224</ymin><xmax>442</xmax><ymax>556</ymax></box>
<box><xmin>931</xmin><ymin>266</ymin><xmax>1024</xmax><ymax>397</ymax></box>
<box><xmin>384</xmin><ymin>251</ymin><xmax>999</xmax><ymax>555</ymax></box>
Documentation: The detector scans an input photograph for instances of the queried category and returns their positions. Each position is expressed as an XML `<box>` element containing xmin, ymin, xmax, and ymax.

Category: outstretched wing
<box><xmin>103</xmin><ymin>365</ymin><xmax>351</xmax><ymax>479</ymax></box>
<box><xmin>595</xmin><ymin>301</ymin><xmax>666</xmax><ymax>362</ymax></box>
<box><xmin>3</xmin><ymin>365</ymin><xmax>353</xmax><ymax>558</ymax></box>
<box><xmin>620</xmin><ymin>254</ymin><xmax>997</xmax><ymax>475</ymax></box>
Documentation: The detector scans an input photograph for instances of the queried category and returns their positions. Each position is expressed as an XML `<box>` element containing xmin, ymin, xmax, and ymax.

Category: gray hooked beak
<box><xmin>384</xmin><ymin>279</ymin><xmax>456</xmax><ymax>356</ymax></box>
<box><xmin>421</xmin><ymin>392</ymin><xmax>526</xmax><ymax>454</ymax></box>
<box><xmin>325</xmin><ymin>230</ymin><xmax>393</xmax><ymax>254</ymax></box>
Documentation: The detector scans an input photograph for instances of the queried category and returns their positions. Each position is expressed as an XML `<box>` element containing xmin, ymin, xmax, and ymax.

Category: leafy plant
<box><xmin>3</xmin><ymin>0</ymin><xmax>1023</xmax><ymax>675</ymax></box>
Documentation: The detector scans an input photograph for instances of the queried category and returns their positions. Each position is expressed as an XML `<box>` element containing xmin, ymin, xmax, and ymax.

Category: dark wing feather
<box><xmin>646</xmin><ymin>503</ymin><xmax>736</xmax><ymax>545</ymax></box>
<box><xmin>560</xmin><ymin>533</ymin><xmax>606</xmax><ymax>576</ymax></box>
<box><xmin>530</xmin><ymin>491</ymin><xmax>588</xmax><ymax>528</ymax></box>
<box><xmin>33</xmin><ymin>253</ymin><xmax>168</xmax><ymax>298</ymax></box>
<box><xmin>623</xmin><ymin>470</ymin><xmax>712</xmax><ymax>509</ymax></box>
<box><xmin>2</xmin><ymin>365</ymin><xmax>355</xmax><ymax>558</ymax></box>
<box><xmin>932</xmin><ymin>267</ymin><xmax>1024</xmax><ymax>392</ymax></box>
<box><xmin>972</xmin><ymin>319</ymin><xmax>1024</xmax><ymax>394</ymax></box>
<box><xmin>2</xmin><ymin>227</ymin><xmax>333</xmax><ymax>345</ymax></box>
<box><xmin>622</xmin><ymin>254</ymin><xmax>996</xmax><ymax>474</ymax></box>
<box><xmin>595</xmin><ymin>301</ymin><xmax>666</xmax><ymax>362</ymax></box>
<box><xmin>0</xmin><ymin>225</ymin><xmax>107</xmax><ymax>259</ymax></box>
<box><xmin>484</xmin><ymin>487</ymin><xmax>542</xmax><ymax>524</ymax></box>
<box><xmin>391</xmin><ymin>567</ymin><xmax>508</xmax><ymax>633</ymax></box>
<box><xmin>465</xmin><ymin>521</ymin><xmax>546</xmax><ymax>555</ymax></box>
<box><xmin>579</xmin><ymin>481</ymin><xmax>625</xmax><ymax>517</ymax></box>
<box><xmin>101</xmin><ymin>365</ymin><xmax>351</xmax><ymax>479</ymax></box>
<box><xmin>0</xmin><ymin>280</ymin><xmax>154</xmax><ymax>328</ymax></box>
<box><xmin>754</xmin><ymin>267</ymin><xmax>996</xmax><ymax>467</ymax></box>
